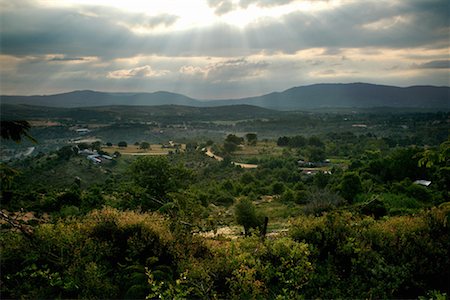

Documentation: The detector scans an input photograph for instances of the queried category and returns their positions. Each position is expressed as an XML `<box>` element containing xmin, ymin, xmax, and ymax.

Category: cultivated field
<box><xmin>102</xmin><ymin>144</ymin><xmax>186</xmax><ymax>155</ymax></box>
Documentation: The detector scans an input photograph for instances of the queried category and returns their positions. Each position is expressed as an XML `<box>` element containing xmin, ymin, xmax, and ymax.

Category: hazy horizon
<box><xmin>2</xmin><ymin>82</ymin><xmax>450</xmax><ymax>100</ymax></box>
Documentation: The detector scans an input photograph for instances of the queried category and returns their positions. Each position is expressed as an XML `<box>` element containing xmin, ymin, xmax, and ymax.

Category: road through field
<box><xmin>205</xmin><ymin>148</ymin><xmax>258</xmax><ymax>169</ymax></box>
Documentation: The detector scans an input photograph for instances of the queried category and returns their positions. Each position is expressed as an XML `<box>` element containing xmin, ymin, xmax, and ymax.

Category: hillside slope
<box><xmin>210</xmin><ymin>83</ymin><xmax>450</xmax><ymax>109</ymax></box>
<box><xmin>1</xmin><ymin>90</ymin><xmax>201</xmax><ymax>108</ymax></box>
<box><xmin>1</xmin><ymin>83</ymin><xmax>448</xmax><ymax>110</ymax></box>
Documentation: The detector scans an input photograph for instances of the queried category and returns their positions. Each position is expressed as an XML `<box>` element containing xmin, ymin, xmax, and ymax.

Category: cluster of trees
<box><xmin>223</xmin><ymin>134</ymin><xmax>244</xmax><ymax>153</ymax></box>
<box><xmin>277</xmin><ymin>135</ymin><xmax>323</xmax><ymax>148</ymax></box>
<box><xmin>277</xmin><ymin>135</ymin><xmax>326</xmax><ymax>162</ymax></box>
<box><xmin>222</xmin><ymin>133</ymin><xmax>258</xmax><ymax>153</ymax></box>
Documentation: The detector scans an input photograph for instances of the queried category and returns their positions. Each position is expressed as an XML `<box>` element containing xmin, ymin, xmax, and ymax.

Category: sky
<box><xmin>0</xmin><ymin>0</ymin><xmax>449</xmax><ymax>99</ymax></box>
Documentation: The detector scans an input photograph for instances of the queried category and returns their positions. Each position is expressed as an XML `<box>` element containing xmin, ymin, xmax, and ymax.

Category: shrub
<box><xmin>227</xmin><ymin>237</ymin><xmax>313</xmax><ymax>299</ymax></box>
<box><xmin>235</xmin><ymin>198</ymin><xmax>263</xmax><ymax>236</ymax></box>
<box><xmin>271</xmin><ymin>181</ymin><xmax>285</xmax><ymax>195</ymax></box>
<box><xmin>359</xmin><ymin>197</ymin><xmax>387</xmax><ymax>219</ymax></box>
<box><xmin>0</xmin><ymin>208</ymin><xmax>174</xmax><ymax>299</ymax></box>
<box><xmin>280</xmin><ymin>189</ymin><xmax>295</xmax><ymax>203</ymax></box>
<box><xmin>290</xmin><ymin>207</ymin><xmax>450</xmax><ymax>298</ymax></box>
<box><xmin>212</xmin><ymin>192</ymin><xmax>234</xmax><ymax>206</ymax></box>
<box><xmin>381</xmin><ymin>193</ymin><xmax>423</xmax><ymax>215</ymax></box>
<box><xmin>303</xmin><ymin>189</ymin><xmax>346</xmax><ymax>216</ymax></box>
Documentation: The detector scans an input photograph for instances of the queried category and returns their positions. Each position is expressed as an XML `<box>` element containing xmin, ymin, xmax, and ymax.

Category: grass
<box><xmin>256</xmin><ymin>198</ymin><xmax>304</xmax><ymax>222</ymax></box>
<box><xmin>103</xmin><ymin>144</ymin><xmax>186</xmax><ymax>155</ymax></box>
<box><xmin>229</xmin><ymin>141</ymin><xmax>285</xmax><ymax>163</ymax></box>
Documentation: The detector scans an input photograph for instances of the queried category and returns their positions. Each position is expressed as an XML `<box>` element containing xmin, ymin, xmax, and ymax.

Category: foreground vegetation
<box><xmin>2</xmin><ymin>206</ymin><xmax>449</xmax><ymax>299</ymax></box>
<box><xmin>1</xmin><ymin>110</ymin><xmax>449</xmax><ymax>299</ymax></box>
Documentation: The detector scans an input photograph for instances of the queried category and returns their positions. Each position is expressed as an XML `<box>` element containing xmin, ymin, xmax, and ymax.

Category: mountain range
<box><xmin>1</xmin><ymin>83</ymin><xmax>448</xmax><ymax>110</ymax></box>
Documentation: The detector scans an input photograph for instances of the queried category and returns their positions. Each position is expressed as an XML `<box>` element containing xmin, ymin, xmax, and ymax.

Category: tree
<box><xmin>224</xmin><ymin>134</ymin><xmax>244</xmax><ymax>154</ymax></box>
<box><xmin>57</xmin><ymin>145</ymin><xmax>77</xmax><ymax>160</ymax></box>
<box><xmin>338</xmin><ymin>172</ymin><xmax>362</xmax><ymax>202</ymax></box>
<box><xmin>277</xmin><ymin>136</ymin><xmax>290</xmax><ymax>147</ymax></box>
<box><xmin>417</xmin><ymin>140</ymin><xmax>449</xmax><ymax>168</ymax></box>
<box><xmin>307</xmin><ymin>146</ymin><xmax>326</xmax><ymax>162</ymax></box>
<box><xmin>140</xmin><ymin>142</ymin><xmax>150</xmax><ymax>150</ymax></box>
<box><xmin>308</xmin><ymin>136</ymin><xmax>324</xmax><ymax>147</ymax></box>
<box><xmin>106</xmin><ymin>142</ymin><xmax>113</xmax><ymax>147</ymax></box>
<box><xmin>129</xmin><ymin>156</ymin><xmax>192</xmax><ymax>209</ymax></box>
<box><xmin>118</xmin><ymin>141</ymin><xmax>127</xmax><ymax>148</ymax></box>
<box><xmin>225</xmin><ymin>134</ymin><xmax>244</xmax><ymax>145</ymax></box>
<box><xmin>223</xmin><ymin>141</ymin><xmax>238</xmax><ymax>153</ymax></box>
<box><xmin>272</xmin><ymin>182</ymin><xmax>285</xmax><ymax>195</ymax></box>
<box><xmin>0</xmin><ymin>120</ymin><xmax>36</xmax><ymax>143</ymax></box>
<box><xmin>0</xmin><ymin>121</ymin><xmax>36</xmax><ymax>210</ymax></box>
<box><xmin>289</xmin><ymin>135</ymin><xmax>307</xmax><ymax>148</ymax></box>
<box><xmin>235</xmin><ymin>198</ymin><xmax>262</xmax><ymax>236</ymax></box>
<box><xmin>245</xmin><ymin>133</ymin><xmax>258</xmax><ymax>145</ymax></box>
<box><xmin>313</xmin><ymin>171</ymin><xmax>330</xmax><ymax>189</ymax></box>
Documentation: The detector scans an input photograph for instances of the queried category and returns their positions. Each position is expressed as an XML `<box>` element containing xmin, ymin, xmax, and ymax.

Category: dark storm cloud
<box><xmin>247</xmin><ymin>0</ymin><xmax>449</xmax><ymax>50</ymax></box>
<box><xmin>239</xmin><ymin>0</ymin><xmax>297</xmax><ymax>8</ymax></box>
<box><xmin>1</xmin><ymin>0</ymin><xmax>448</xmax><ymax>59</ymax></box>
<box><xmin>48</xmin><ymin>56</ymin><xmax>85</xmax><ymax>62</ymax></box>
<box><xmin>0</xmin><ymin>5</ymin><xmax>179</xmax><ymax>58</ymax></box>
<box><xmin>414</xmin><ymin>60</ymin><xmax>450</xmax><ymax>69</ymax></box>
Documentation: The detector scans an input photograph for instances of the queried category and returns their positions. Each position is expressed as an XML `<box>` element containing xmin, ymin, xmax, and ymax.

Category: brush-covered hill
<box><xmin>210</xmin><ymin>83</ymin><xmax>450</xmax><ymax>110</ymax></box>
<box><xmin>1</xmin><ymin>83</ymin><xmax>448</xmax><ymax>110</ymax></box>
<box><xmin>1</xmin><ymin>104</ymin><xmax>279</xmax><ymax>122</ymax></box>
<box><xmin>0</xmin><ymin>90</ymin><xmax>202</xmax><ymax>108</ymax></box>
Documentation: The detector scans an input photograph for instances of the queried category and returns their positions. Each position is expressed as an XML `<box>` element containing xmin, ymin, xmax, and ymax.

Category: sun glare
<box><xmin>36</xmin><ymin>0</ymin><xmax>344</xmax><ymax>32</ymax></box>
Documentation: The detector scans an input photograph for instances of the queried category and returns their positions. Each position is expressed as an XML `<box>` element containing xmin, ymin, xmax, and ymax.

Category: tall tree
<box><xmin>338</xmin><ymin>172</ymin><xmax>362</xmax><ymax>203</ymax></box>
<box><xmin>129</xmin><ymin>156</ymin><xmax>192</xmax><ymax>209</ymax></box>
<box><xmin>235</xmin><ymin>198</ymin><xmax>262</xmax><ymax>236</ymax></box>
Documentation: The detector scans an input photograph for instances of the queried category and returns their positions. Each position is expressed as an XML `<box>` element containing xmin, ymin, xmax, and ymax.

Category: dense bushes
<box><xmin>146</xmin><ymin>236</ymin><xmax>313</xmax><ymax>299</ymax></box>
<box><xmin>3</xmin><ymin>206</ymin><xmax>448</xmax><ymax>299</ymax></box>
<box><xmin>290</xmin><ymin>206</ymin><xmax>450</xmax><ymax>298</ymax></box>
<box><xmin>0</xmin><ymin>206</ymin><xmax>314</xmax><ymax>299</ymax></box>
<box><xmin>1</xmin><ymin>208</ymin><xmax>175</xmax><ymax>299</ymax></box>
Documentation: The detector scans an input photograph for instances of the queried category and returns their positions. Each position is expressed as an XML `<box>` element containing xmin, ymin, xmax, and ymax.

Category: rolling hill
<box><xmin>1</xmin><ymin>83</ymin><xmax>449</xmax><ymax>110</ymax></box>
<box><xmin>0</xmin><ymin>90</ymin><xmax>201</xmax><ymax>108</ymax></box>
<box><xmin>0</xmin><ymin>104</ymin><xmax>278</xmax><ymax>122</ymax></box>
<box><xmin>210</xmin><ymin>83</ymin><xmax>450</xmax><ymax>109</ymax></box>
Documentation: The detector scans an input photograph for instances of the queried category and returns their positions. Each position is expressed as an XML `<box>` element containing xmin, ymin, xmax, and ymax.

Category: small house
<box><xmin>76</xmin><ymin>128</ymin><xmax>90</xmax><ymax>135</ymax></box>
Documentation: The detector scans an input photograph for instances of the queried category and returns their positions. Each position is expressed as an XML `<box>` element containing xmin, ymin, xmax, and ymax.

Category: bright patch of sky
<box><xmin>39</xmin><ymin>0</ymin><xmax>342</xmax><ymax>30</ymax></box>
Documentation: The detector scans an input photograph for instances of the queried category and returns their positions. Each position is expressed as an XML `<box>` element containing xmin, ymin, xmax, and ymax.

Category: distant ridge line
<box><xmin>1</xmin><ymin>83</ymin><xmax>449</xmax><ymax>110</ymax></box>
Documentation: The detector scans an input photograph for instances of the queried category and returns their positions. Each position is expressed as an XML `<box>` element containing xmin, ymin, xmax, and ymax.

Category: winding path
<box><xmin>205</xmin><ymin>148</ymin><xmax>258</xmax><ymax>169</ymax></box>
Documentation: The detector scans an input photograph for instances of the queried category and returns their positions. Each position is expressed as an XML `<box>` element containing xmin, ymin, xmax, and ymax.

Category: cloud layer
<box><xmin>0</xmin><ymin>0</ymin><xmax>448</xmax><ymax>97</ymax></box>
